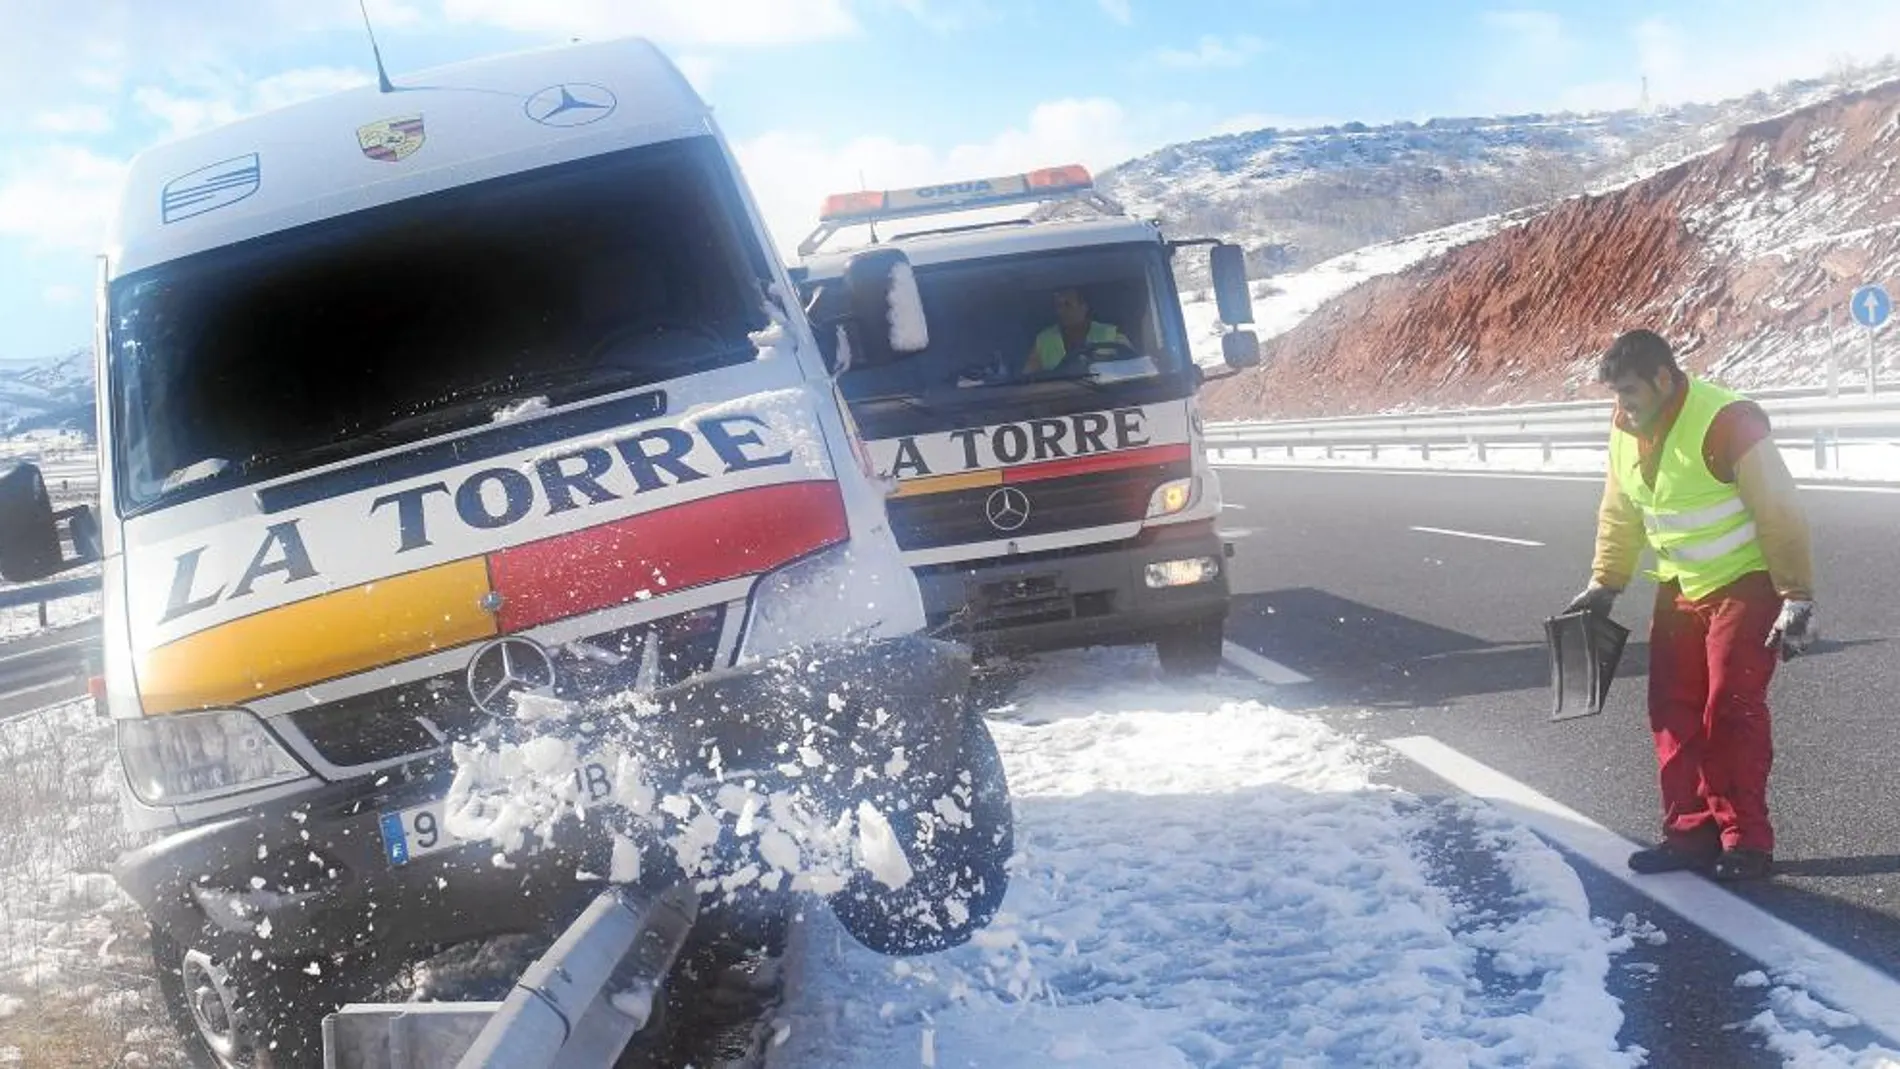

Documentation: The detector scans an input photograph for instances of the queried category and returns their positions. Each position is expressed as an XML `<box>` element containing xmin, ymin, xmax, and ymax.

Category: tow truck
<box><xmin>793</xmin><ymin>166</ymin><xmax>1262</xmax><ymax>674</ymax></box>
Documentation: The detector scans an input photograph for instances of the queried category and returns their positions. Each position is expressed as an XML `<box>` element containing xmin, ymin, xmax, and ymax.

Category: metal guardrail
<box><xmin>1204</xmin><ymin>389</ymin><xmax>1900</xmax><ymax>471</ymax></box>
<box><xmin>0</xmin><ymin>574</ymin><xmax>103</xmax><ymax>628</ymax></box>
<box><xmin>324</xmin><ymin>881</ymin><xmax>699</xmax><ymax>1069</ymax></box>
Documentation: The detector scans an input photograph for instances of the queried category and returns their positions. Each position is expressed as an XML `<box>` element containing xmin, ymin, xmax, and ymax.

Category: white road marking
<box><xmin>0</xmin><ymin>676</ymin><xmax>81</xmax><ymax>704</ymax></box>
<box><xmin>1212</xmin><ymin>461</ymin><xmax>1900</xmax><ymax>494</ymax></box>
<box><xmin>1220</xmin><ymin>641</ymin><xmax>1312</xmax><ymax>685</ymax></box>
<box><xmin>1386</xmin><ymin>734</ymin><xmax>1900</xmax><ymax>1046</ymax></box>
<box><xmin>1221</xmin><ymin>502</ymin><xmax>1248</xmax><ymax>510</ymax></box>
<box><xmin>0</xmin><ymin>633</ymin><xmax>97</xmax><ymax>667</ymax></box>
<box><xmin>1408</xmin><ymin>525</ymin><xmax>1545</xmax><ymax>547</ymax></box>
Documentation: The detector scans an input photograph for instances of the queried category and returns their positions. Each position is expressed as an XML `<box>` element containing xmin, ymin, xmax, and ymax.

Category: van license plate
<box><xmin>378</xmin><ymin>756</ymin><xmax>618</xmax><ymax>866</ymax></box>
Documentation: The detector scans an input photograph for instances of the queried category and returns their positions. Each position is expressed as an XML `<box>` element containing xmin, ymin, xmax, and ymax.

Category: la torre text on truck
<box><xmin>881</xmin><ymin>406</ymin><xmax>1154</xmax><ymax>478</ymax></box>
<box><xmin>158</xmin><ymin>412</ymin><xmax>793</xmax><ymax>627</ymax></box>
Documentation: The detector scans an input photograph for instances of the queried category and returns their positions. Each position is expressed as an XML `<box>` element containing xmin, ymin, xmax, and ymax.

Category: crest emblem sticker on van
<box><xmin>358</xmin><ymin>116</ymin><xmax>425</xmax><ymax>162</ymax></box>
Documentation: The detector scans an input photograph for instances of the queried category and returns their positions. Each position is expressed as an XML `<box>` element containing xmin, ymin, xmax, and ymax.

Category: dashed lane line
<box><xmin>1408</xmin><ymin>525</ymin><xmax>1546</xmax><ymax>547</ymax></box>
<box><xmin>1220</xmin><ymin>641</ymin><xmax>1312</xmax><ymax>686</ymax></box>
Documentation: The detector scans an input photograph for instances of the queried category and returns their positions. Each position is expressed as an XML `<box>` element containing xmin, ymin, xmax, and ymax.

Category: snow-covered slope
<box><xmin>0</xmin><ymin>349</ymin><xmax>94</xmax><ymax>436</ymax></box>
<box><xmin>1105</xmin><ymin>61</ymin><xmax>1900</xmax><ymax>291</ymax></box>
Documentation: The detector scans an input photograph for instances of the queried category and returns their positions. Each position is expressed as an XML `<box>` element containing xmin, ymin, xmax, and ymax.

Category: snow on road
<box><xmin>769</xmin><ymin>648</ymin><xmax>1641</xmax><ymax>1068</ymax></box>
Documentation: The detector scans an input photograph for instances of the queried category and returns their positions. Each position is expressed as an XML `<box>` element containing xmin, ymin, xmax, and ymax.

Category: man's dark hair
<box><xmin>1598</xmin><ymin>329</ymin><xmax>1680</xmax><ymax>382</ymax></box>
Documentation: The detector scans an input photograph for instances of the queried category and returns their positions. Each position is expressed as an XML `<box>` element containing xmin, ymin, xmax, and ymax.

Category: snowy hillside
<box><xmin>1106</xmin><ymin>61</ymin><xmax>1900</xmax><ymax>288</ymax></box>
<box><xmin>0</xmin><ymin>349</ymin><xmax>94</xmax><ymax>436</ymax></box>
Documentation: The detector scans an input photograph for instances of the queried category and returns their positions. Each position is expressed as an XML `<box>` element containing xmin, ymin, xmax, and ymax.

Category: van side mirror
<box><xmin>844</xmin><ymin>247</ymin><xmax>929</xmax><ymax>368</ymax></box>
<box><xmin>0</xmin><ymin>463</ymin><xmax>76</xmax><ymax>582</ymax></box>
<box><xmin>1222</xmin><ymin>329</ymin><xmax>1261</xmax><ymax>369</ymax></box>
<box><xmin>1210</xmin><ymin>243</ymin><xmax>1254</xmax><ymax>326</ymax></box>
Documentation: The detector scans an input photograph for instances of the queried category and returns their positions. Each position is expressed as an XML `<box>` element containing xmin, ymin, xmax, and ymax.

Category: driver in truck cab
<box><xmin>1025</xmin><ymin>286</ymin><xmax>1130</xmax><ymax>372</ymax></box>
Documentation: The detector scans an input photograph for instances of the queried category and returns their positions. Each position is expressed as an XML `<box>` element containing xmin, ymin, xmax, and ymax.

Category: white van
<box><xmin>0</xmin><ymin>39</ymin><xmax>1010</xmax><ymax>1066</ymax></box>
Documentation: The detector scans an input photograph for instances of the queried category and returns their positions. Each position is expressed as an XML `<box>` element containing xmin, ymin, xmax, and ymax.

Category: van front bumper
<box><xmin>112</xmin><ymin>633</ymin><xmax>972</xmax><ymax>969</ymax></box>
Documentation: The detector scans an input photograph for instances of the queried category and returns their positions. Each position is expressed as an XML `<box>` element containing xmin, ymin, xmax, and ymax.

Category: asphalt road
<box><xmin>0</xmin><ymin>617</ymin><xmax>99</xmax><ymax>718</ymax></box>
<box><xmin>1217</xmin><ymin>464</ymin><xmax>1900</xmax><ymax>1064</ymax></box>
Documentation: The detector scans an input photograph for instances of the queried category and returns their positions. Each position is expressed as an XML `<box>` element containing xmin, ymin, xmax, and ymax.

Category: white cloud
<box><xmin>440</xmin><ymin>0</ymin><xmax>858</xmax><ymax>47</ymax></box>
<box><xmin>31</xmin><ymin>106</ymin><xmax>114</xmax><ymax>136</ymax></box>
<box><xmin>1098</xmin><ymin>0</ymin><xmax>1134</xmax><ymax>26</ymax></box>
<box><xmin>1152</xmin><ymin>34</ymin><xmax>1267</xmax><ymax>70</ymax></box>
<box><xmin>134</xmin><ymin>66</ymin><xmax>372</xmax><ymax>141</ymax></box>
<box><xmin>0</xmin><ymin>146</ymin><xmax>128</xmax><ymax>252</ymax></box>
<box><xmin>736</xmin><ymin>97</ymin><xmax>1136</xmax><ymax>256</ymax></box>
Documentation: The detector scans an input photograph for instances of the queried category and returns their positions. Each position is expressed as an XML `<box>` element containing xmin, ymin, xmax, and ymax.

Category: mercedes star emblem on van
<box><xmin>358</xmin><ymin>116</ymin><xmax>426</xmax><ymax>162</ymax></box>
<box><xmin>984</xmin><ymin>486</ymin><xmax>1032</xmax><ymax>532</ymax></box>
<box><xmin>466</xmin><ymin>636</ymin><xmax>557</xmax><ymax>715</ymax></box>
<box><xmin>524</xmin><ymin>83</ymin><xmax>619</xmax><ymax>127</ymax></box>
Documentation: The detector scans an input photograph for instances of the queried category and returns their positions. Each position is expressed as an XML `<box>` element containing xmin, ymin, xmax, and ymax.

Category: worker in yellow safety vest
<box><xmin>1026</xmin><ymin>287</ymin><xmax>1129</xmax><ymax>373</ymax></box>
<box><xmin>1562</xmin><ymin>329</ymin><xmax>1816</xmax><ymax>883</ymax></box>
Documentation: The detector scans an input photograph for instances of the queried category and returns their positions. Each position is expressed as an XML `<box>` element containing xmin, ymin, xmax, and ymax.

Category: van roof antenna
<box><xmin>358</xmin><ymin>0</ymin><xmax>398</xmax><ymax>93</ymax></box>
<box><xmin>860</xmin><ymin>169</ymin><xmax>879</xmax><ymax>245</ymax></box>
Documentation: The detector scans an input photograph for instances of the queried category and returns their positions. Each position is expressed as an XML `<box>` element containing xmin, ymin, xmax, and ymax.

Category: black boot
<box><xmin>1628</xmin><ymin>837</ymin><xmax>1719</xmax><ymax>874</ymax></box>
<box><xmin>1712</xmin><ymin>848</ymin><xmax>1774</xmax><ymax>882</ymax></box>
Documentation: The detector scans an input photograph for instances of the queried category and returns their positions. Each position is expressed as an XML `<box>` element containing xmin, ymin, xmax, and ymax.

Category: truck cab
<box><xmin>795</xmin><ymin>166</ymin><xmax>1261</xmax><ymax>674</ymax></box>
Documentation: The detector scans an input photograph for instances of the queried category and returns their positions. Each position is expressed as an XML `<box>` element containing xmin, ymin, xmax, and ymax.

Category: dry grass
<box><xmin>0</xmin><ymin>701</ymin><xmax>186</xmax><ymax>1067</ymax></box>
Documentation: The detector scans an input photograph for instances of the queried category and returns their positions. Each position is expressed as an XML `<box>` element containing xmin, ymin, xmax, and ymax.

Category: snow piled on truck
<box><xmin>768</xmin><ymin>648</ymin><xmax>1642</xmax><ymax>1069</ymax></box>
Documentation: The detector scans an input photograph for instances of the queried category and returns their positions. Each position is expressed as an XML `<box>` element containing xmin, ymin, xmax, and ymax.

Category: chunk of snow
<box><xmin>855</xmin><ymin>802</ymin><xmax>913</xmax><ymax>890</ymax></box>
<box><xmin>887</xmin><ymin>261</ymin><xmax>929</xmax><ymax>353</ymax></box>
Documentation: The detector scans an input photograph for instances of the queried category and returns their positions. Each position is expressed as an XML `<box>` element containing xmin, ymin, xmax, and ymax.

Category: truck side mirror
<box><xmin>844</xmin><ymin>247</ymin><xmax>929</xmax><ymax>368</ymax></box>
<box><xmin>0</xmin><ymin>463</ymin><xmax>69</xmax><ymax>582</ymax></box>
<box><xmin>1222</xmin><ymin>329</ymin><xmax>1261</xmax><ymax>369</ymax></box>
<box><xmin>1210</xmin><ymin>243</ymin><xmax>1254</xmax><ymax>326</ymax></box>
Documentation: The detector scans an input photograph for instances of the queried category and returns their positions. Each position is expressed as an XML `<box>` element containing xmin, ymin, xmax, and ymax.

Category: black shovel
<box><xmin>1544</xmin><ymin>610</ymin><xmax>1630</xmax><ymax>721</ymax></box>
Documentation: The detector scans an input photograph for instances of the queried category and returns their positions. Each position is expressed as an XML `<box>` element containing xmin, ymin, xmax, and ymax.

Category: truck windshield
<box><xmin>108</xmin><ymin>136</ymin><xmax>773</xmax><ymax>513</ymax></box>
<box><xmin>821</xmin><ymin>244</ymin><xmax>1189</xmax><ymax>404</ymax></box>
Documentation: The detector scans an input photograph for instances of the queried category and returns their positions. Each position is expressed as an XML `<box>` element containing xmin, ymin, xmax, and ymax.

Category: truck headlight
<box><xmin>737</xmin><ymin>540</ymin><xmax>925</xmax><ymax>663</ymax></box>
<box><xmin>117</xmin><ymin>709</ymin><xmax>308</xmax><ymax>806</ymax></box>
<box><xmin>1146</xmin><ymin>477</ymin><xmax>1198</xmax><ymax>518</ymax></box>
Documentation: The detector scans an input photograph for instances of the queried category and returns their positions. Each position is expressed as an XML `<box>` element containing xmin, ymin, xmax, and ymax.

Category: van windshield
<box><xmin>108</xmin><ymin>136</ymin><xmax>773</xmax><ymax>513</ymax></box>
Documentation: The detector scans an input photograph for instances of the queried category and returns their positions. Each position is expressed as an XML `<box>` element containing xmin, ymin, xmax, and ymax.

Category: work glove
<box><xmin>1562</xmin><ymin>583</ymin><xmax>1619</xmax><ymax>618</ymax></box>
<box><xmin>1765</xmin><ymin>599</ymin><xmax>1816</xmax><ymax>661</ymax></box>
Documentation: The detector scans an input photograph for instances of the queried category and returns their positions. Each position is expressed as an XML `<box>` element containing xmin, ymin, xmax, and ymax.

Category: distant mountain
<box><xmin>0</xmin><ymin>349</ymin><xmax>95</xmax><ymax>437</ymax></box>
<box><xmin>1099</xmin><ymin>61</ymin><xmax>1900</xmax><ymax>287</ymax></box>
<box><xmin>1202</xmin><ymin>73</ymin><xmax>1900</xmax><ymax>418</ymax></box>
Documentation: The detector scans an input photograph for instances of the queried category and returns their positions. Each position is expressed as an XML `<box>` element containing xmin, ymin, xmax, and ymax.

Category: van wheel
<box><xmin>150</xmin><ymin>927</ymin><xmax>360</xmax><ymax>1069</ymax></box>
<box><xmin>1156</xmin><ymin>618</ymin><xmax>1225</xmax><ymax>677</ymax></box>
<box><xmin>829</xmin><ymin>714</ymin><xmax>1013</xmax><ymax>956</ymax></box>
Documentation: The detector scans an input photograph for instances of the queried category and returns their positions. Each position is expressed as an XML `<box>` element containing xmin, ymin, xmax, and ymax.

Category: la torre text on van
<box><xmin>886</xmin><ymin>407</ymin><xmax>1152</xmax><ymax>479</ymax></box>
<box><xmin>158</xmin><ymin>414</ymin><xmax>793</xmax><ymax>625</ymax></box>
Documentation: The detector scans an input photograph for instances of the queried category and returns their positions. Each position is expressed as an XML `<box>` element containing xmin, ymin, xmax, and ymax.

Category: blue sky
<box><xmin>4</xmin><ymin>0</ymin><xmax>1900</xmax><ymax>362</ymax></box>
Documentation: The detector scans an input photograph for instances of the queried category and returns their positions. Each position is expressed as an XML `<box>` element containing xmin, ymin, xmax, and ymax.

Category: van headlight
<box><xmin>737</xmin><ymin>540</ymin><xmax>925</xmax><ymax>663</ymax></box>
<box><xmin>117</xmin><ymin>709</ymin><xmax>308</xmax><ymax>806</ymax></box>
<box><xmin>1146</xmin><ymin>477</ymin><xmax>1199</xmax><ymax>519</ymax></box>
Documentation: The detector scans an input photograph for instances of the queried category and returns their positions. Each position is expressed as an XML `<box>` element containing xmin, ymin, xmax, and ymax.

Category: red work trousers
<box><xmin>1648</xmin><ymin>570</ymin><xmax>1783</xmax><ymax>853</ymax></box>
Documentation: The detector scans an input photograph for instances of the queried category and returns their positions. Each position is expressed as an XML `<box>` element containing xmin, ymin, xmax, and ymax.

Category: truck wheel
<box><xmin>1156</xmin><ymin>618</ymin><xmax>1225</xmax><ymax>677</ymax></box>
<box><xmin>150</xmin><ymin>927</ymin><xmax>357</xmax><ymax>1069</ymax></box>
<box><xmin>829</xmin><ymin>714</ymin><xmax>1013</xmax><ymax>956</ymax></box>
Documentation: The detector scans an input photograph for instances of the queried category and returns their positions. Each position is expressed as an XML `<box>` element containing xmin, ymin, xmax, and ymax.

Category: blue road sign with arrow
<box><xmin>1852</xmin><ymin>283</ymin><xmax>1891</xmax><ymax>329</ymax></box>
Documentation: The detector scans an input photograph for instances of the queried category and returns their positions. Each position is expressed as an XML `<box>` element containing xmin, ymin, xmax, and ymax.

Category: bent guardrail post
<box><xmin>455</xmin><ymin>881</ymin><xmax>698</xmax><ymax>1069</ymax></box>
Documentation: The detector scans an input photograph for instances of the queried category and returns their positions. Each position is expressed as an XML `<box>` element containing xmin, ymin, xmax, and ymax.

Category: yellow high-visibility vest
<box><xmin>1031</xmin><ymin>321</ymin><xmax>1126</xmax><ymax>371</ymax></box>
<box><xmin>1608</xmin><ymin>376</ymin><xmax>1770</xmax><ymax>600</ymax></box>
